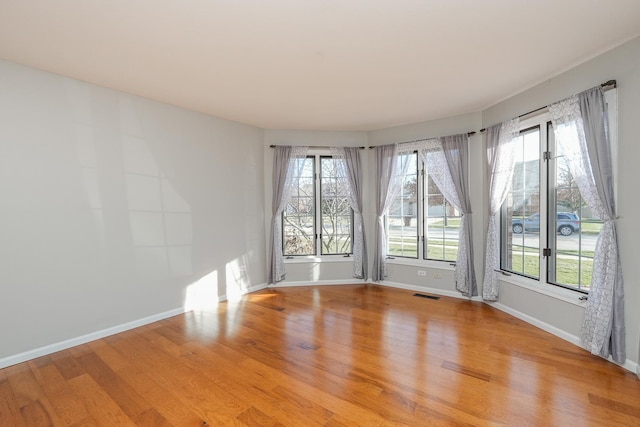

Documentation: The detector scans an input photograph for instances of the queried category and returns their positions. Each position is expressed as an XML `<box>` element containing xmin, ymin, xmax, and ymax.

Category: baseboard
<box><xmin>268</xmin><ymin>278</ymin><xmax>367</xmax><ymax>288</ymax></box>
<box><xmin>0</xmin><ymin>307</ymin><xmax>188</xmax><ymax>370</ymax></box>
<box><xmin>218</xmin><ymin>282</ymin><xmax>269</xmax><ymax>302</ymax></box>
<box><xmin>488</xmin><ymin>301</ymin><xmax>582</xmax><ymax>346</ymax></box>
<box><xmin>488</xmin><ymin>301</ymin><xmax>639</xmax><ymax>375</ymax></box>
<box><xmin>379</xmin><ymin>280</ymin><xmax>483</xmax><ymax>302</ymax></box>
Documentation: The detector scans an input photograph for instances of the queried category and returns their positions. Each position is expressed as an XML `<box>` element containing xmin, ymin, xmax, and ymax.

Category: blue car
<box><xmin>512</xmin><ymin>212</ymin><xmax>580</xmax><ymax>236</ymax></box>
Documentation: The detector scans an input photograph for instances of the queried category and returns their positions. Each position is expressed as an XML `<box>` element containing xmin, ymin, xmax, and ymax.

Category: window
<box><xmin>499</xmin><ymin>92</ymin><xmax>616</xmax><ymax>293</ymax></box>
<box><xmin>387</xmin><ymin>153</ymin><xmax>418</xmax><ymax>258</ymax></box>
<box><xmin>283</xmin><ymin>155</ymin><xmax>353</xmax><ymax>256</ymax></box>
<box><xmin>386</xmin><ymin>151</ymin><xmax>460</xmax><ymax>262</ymax></box>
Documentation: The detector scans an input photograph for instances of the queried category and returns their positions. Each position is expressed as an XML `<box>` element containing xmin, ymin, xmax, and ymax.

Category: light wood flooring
<box><xmin>1</xmin><ymin>284</ymin><xmax>639</xmax><ymax>426</ymax></box>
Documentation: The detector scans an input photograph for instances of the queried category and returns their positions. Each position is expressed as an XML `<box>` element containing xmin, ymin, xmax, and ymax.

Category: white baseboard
<box><xmin>218</xmin><ymin>282</ymin><xmax>269</xmax><ymax>302</ymax></box>
<box><xmin>488</xmin><ymin>301</ymin><xmax>582</xmax><ymax>346</ymax></box>
<box><xmin>0</xmin><ymin>307</ymin><xmax>188</xmax><ymax>370</ymax></box>
<box><xmin>488</xmin><ymin>301</ymin><xmax>639</xmax><ymax>375</ymax></box>
<box><xmin>268</xmin><ymin>278</ymin><xmax>367</xmax><ymax>288</ymax></box>
<box><xmin>380</xmin><ymin>280</ymin><xmax>483</xmax><ymax>302</ymax></box>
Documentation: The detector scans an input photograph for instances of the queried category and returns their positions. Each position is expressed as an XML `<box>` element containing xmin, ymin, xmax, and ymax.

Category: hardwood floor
<box><xmin>1</xmin><ymin>284</ymin><xmax>639</xmax><ymax>426</ymax></box>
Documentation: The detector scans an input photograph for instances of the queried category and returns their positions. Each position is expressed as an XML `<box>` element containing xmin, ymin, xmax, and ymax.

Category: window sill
<box><xmin>498</xmin><ymin>272</ymin><xmax>587</xmax><ymax>307</ymax></box>
<box><xmin>387</xmin><ymin>257</ymin><xmax>455</xmax><ymax>270</ymax></box>
<box><xmin>284</xmin><ymin>256</ymin><xmax>354</xmax><ymax>264</ymax></box>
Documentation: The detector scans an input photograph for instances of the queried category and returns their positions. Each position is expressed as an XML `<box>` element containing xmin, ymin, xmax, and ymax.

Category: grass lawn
<box><xmin>388</xmin><ymin>234</ymin><xmax>591</xmax><ymax>289</ymax></box>
<box><xmin>508</xmin><ymin>251</ymin><xmax>592</xmax><ymax>289</ymax></box>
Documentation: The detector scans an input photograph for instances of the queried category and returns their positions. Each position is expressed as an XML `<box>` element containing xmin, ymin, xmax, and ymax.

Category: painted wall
<box><xmin>263</xmin><ymin>130</ymin><xmax>370</xmax><ymax>284</ymax></box>
<box><xmin>481</xmin><ymin>36</ymin><xmax>640</xmax><ymax>367</ymax></box>
<box><xmin>0</xmin><ymin>60</ymin><xmax>266</xmax><ymax>361</ymax></box>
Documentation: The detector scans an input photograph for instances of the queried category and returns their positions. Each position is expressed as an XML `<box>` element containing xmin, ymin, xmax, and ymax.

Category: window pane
<box><xmin>387</xmin><ymin>153</ymin><xmax>418</xmax><ymax>258</ymax></box>
<box><xmin>424</xmin><ymin>174</ymin><xmax>459</xmax><ymax>262</ymax></box>
<box><xmin>501</xmin><ymin>127</ymin><xmax>540</xmax><ymax>278</ymax></box>
<box><xmin>320</xmin><ymin>157</ymin><xmax>353</xmax><ymax>255</ymax></box>
<box><xmin>283</xmin><ymin>157</ymin><xmax>315</xmax><ymax>255</ymax></box>
<box><xmin>548</xmin><ymin>127</ymin><xmax>601</xmax><ymax>291</ymax></box>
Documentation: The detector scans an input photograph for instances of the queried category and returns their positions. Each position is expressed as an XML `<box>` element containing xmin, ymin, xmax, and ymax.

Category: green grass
<box><xmin>508</xmin><ymin>252</ymin><xmax>592</xmax><ymax>289</ymax></box>
<box><xmin>388</xmin><ymin>235</ymin><xmax>591</xmax><ymax>289</ymax></box>
<box><xmin>388</xmin><ymin>238</ymin><xmax>458</xmax><ymax>260</ymax></box>
<box><xmin>581</xmin><ymin>221</ymin><xmax>603</xmax><ymax>235</ymax></box>
<box><xmin>428</xmin><ymin>218</ymin><xmax>461</xmax><ymax>228</ymax></box>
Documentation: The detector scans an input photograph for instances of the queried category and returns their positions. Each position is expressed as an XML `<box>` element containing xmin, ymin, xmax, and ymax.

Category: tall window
<box><xmin>499</xmin><ymin>98</ymin><xmax>615</xmax><ymax>293</ymax></box>
<box><xmin>387</xmin><ymin>153</ymin><xmax>418</xmax><ymax>258</ymax></box>
<box><xmin>386</xmin><ymin>151</ymin><xmax>459</xmax><ymax>262</ymax></box>
<box><xmin>283</xmin><ymin>155</ymin><xmax>353</xmax><ymax>256</ymax></box>
<box><xmin>320</xmin><ymin>157</ymin><xmax>352</xmax><ymax>254</ymax></box>
<box><xmin>501</xmin><ymin>126</ymin><xmax>541</xmax><ymax>279</ymax></box>
<box><xmin>424</xmin><ymin>166</ymin><xmax>459</xmax><ymax>262</ymax></box>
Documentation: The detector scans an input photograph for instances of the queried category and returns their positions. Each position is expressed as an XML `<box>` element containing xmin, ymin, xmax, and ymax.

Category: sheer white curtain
<box><xmin>268</xmin><ymin>145</ymin><xmax>309</xmax><ymax>284</ymax></box>
<box><xmin>373</xmin><ymin>144</ymin><xmax>411</xmax><ymax>281</ymax></box>
<box><xmin>482</xmin><ymin>119</ymin><xmax>520</xmax><ymax>301</ymax></box>
<box><xmin>330</xmin><ymin>147</ymin><xmax>367</xmax><ymax>279</ymax></box>
<box><xmin>423</xmin><ymin>134</ymin><xmax>477</xmax><ymax>297</ymax></box>
<box><xmin>549</xmin><ymin>88</ymin><xmax>625</xmax><ymax>364</ymax></box>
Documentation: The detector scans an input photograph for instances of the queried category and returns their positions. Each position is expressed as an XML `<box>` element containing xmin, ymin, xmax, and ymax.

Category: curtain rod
<box><xmin>478</xmin><ymin>79</ymin><xmax>617</xmax><ymax>132</ymax></box>
<box><xmin>367</xmin><ymin>131</ymin><xmax>476</xmax><ymax>149</ymax></box>
<box><xmin>269</xmin><ymin>145</ymin><xmax>365</xmax><ymax>149</ymax></box>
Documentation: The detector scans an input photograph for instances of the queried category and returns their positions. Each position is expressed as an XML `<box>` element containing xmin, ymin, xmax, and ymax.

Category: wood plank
<box><xmin>1</xmin><ymin>285</ymin><xmax>639</xmax><ymax>426</ymax></box>
<box><xmin>67</xmin><ymin>374</ymin><xmax>136</xmax><ymax>427</ymax></box>
<box><xmin>0</xmin><ymin>377</ymin><xmax>27</xmax><ymax>427</ymax></box>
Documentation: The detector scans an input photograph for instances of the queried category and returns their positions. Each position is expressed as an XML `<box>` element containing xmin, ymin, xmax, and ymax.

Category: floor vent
<box><xmin>413</xmin><ymin>293</ymin><xmax>440</xmax><ymax>300</ymax></box>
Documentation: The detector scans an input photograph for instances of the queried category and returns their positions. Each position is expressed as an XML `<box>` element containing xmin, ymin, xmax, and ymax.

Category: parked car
<box><xmin>512</xmin><ymin>212</ymin><xmax>580</xmax><ymax>236</ymax></box>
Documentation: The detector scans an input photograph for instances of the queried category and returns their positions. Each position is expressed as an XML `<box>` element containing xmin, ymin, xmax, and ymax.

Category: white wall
<box><xmin>0</xmin><ymin>60</ymin><xmax>266</xmax><ymax>363</ymax></box>
<box><xmin>482</xmin><ymin>37</ymin><xmax>640</xmax><ymax>368</ymax></box>
<box><xmin>263</xmin><ymin>130</ymin><xmax>370</xmax><ymax>284</ymax></box>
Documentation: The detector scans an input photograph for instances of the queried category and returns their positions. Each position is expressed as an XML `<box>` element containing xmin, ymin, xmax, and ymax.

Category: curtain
<box><xmin>482</xmin><ymin>119</ymin><xmax>520</xmax><ymax>301</ymax></box>
<box><xmin>268</xmin><ymin>145</ymin><xmax>309</xmax><ymax>284</ymax></box>
<box><xmin>549</xmin><ymin>88</ymin><xmax>625</xmax><ymax>363</ymax></box>
<box><xmin>330</xmin><ymin>147</ymin><xmax>368</xmax><ymax>279</ymax></box>
<box><xmin>373</xmin><ymin>144</ymin><xmax>410</xmax><ymax>281</ymax></box>
<box><xmin>423</xmin><ymin>134</ymin><xmax>477</xmax><ymax>297</ymax></box>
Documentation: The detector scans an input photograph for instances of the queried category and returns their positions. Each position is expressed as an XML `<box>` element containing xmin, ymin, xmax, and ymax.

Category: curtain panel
<box><xmin>549</xmin><ymin>87</ymin><xmax>625</xmax><ymax>364</ymax></box>
<box><xmin>268</xmin><ymin>145</ymin><xmax>309</xmax><ymax>284</ymax></box>
<box><xmin>441</xmin><ymin>134</ymin><xmax>477</xmax><ymax>297</ymax></box>
<box><xmin>373</xmin><ymin>144</ymin><xmax>410</xmax><ymax>281</ymax></box>
<box><xmin>482</xmin><ymin>119</ymin><xmax>520</xmax><ymax>301</ymax></box>
<box><xmin>330</xmin><ymin>147</ymin><xmax>368</xmax><ymax>279</ymax></box>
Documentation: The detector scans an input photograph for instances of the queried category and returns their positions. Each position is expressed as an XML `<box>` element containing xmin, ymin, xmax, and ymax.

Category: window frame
<box><xmin>498</xmin><ymin>91</ymin><xmax>617</xmax><ymax>296</ymax></box>
<box><xmin>385</xmin><ymin>150</ymin><xmax>462</xmax><ymax>264</ymax></box>
<box><xmin>282</xmin><ymin>153</ymin><xmax>355</xmax><ymax>259</ymax></box>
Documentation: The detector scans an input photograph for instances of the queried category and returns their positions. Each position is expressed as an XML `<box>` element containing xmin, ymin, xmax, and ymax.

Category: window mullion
<box><xmin>315</xmin><ymin>156</ymin><xmax>321</xmax><ymax>255</ymax></box>
<box><xmin>540</xmin><ymin>121</ymin><xmax>549</xmax><ymax>282</ymax></box>
<box><xmin>419</xmin><ymin>164</ymin><xmax>425</xmax><ymax>259</ymax></box>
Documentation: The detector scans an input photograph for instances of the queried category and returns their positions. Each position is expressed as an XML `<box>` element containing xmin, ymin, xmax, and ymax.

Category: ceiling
<box><xmin>1</xmin><ymin>1</ymin><xmax>639</xmax><ymax>131</ymax></box>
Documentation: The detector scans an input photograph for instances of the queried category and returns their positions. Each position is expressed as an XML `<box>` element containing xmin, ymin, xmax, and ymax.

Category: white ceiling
<box><xmin>1</xmin><ymin>1</ymin><xmax>639</xmax><ymax>131</ymax></box>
